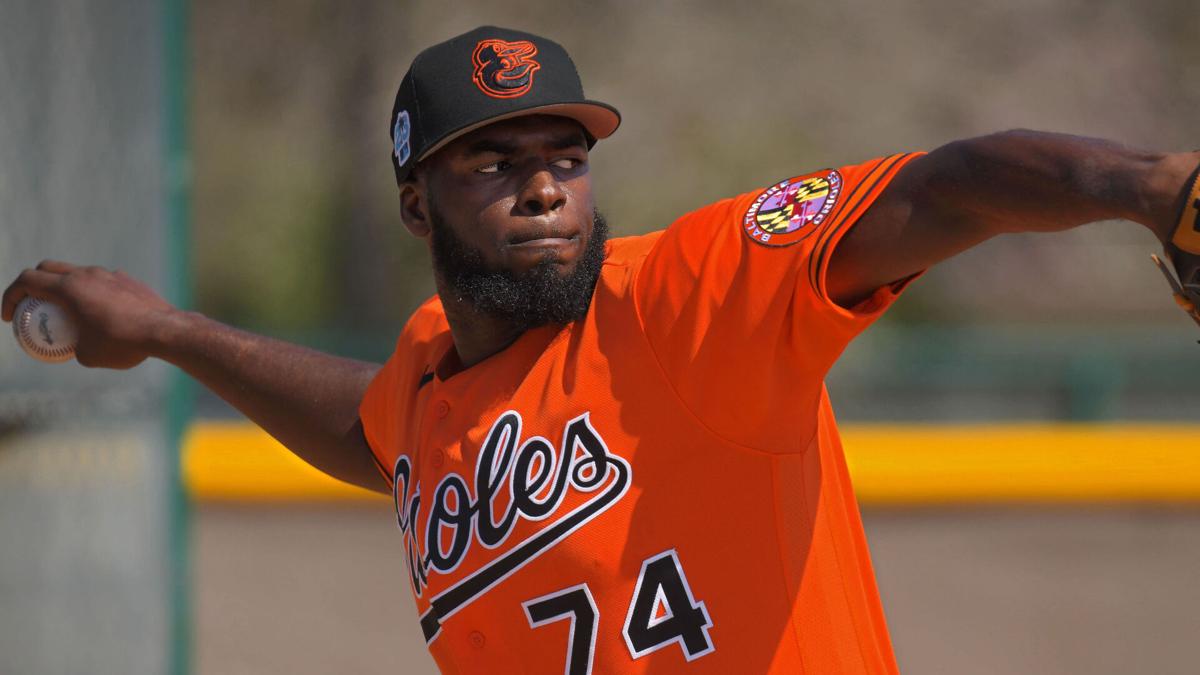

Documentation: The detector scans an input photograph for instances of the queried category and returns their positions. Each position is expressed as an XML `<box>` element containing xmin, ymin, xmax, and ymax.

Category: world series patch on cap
<box><xmin>389</xmin><ymin>25</ymin><xmax>621</xmax><ymax>183</ymax></box>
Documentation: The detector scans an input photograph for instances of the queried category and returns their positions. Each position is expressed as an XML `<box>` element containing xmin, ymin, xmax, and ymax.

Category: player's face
<box><xmin>422</xmin><ymin>114</ymin><xmax>597</xmax><ymax>277</ymax></box>
<box><xmin>415</xmin><ymin>115</ymin><xmax>608</xmax><ymax>327</ymax></box>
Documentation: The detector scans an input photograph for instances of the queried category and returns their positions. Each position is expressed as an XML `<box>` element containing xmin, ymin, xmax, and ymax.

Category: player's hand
<box><xmin>1</xmin><ymin>260</ymin><xmax>180</xmax><ymax>369</ymax></box>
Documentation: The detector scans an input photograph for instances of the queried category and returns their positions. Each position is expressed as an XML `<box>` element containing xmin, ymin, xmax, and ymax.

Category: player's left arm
<box><xmin>828</xmin><ymin>129</ymin><xmax>1200</xmax><ymax>307</ymax></box>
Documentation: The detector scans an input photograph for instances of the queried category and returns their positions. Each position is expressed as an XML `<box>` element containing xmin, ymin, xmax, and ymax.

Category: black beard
<box><xmin>429</xmin><ymin>207</ymin><xmax>609</xmax><ymax>330</ymax></box>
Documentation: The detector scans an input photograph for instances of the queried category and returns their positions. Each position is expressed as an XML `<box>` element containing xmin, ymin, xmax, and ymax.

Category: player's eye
<box><xmin>477</xmin><ymin>160</ymin><xmax>511</xmax><ymax>174</ymax></box>
<box><xmin>551</xmin><ymin>157</ymin><xmax>583</xmax><ymax>170</ymax></box>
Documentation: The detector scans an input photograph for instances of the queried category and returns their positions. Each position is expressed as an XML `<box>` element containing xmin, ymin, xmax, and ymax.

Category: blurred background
<box><xmin>2</xmin><ymin>0</ymin><xmax>1199</xmax><ymax>673</ymax></box>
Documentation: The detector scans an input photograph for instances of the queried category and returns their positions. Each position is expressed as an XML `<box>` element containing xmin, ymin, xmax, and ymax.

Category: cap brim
<box><xmin>417</xmin><ymin>100</ymin><xmax>621</xmax><ymax>162</ymax></box>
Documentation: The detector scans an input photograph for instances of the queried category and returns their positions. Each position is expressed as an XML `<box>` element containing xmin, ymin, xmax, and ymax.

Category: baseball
<box><xmin>12</xmin><ymin>296</ymin><xmax>77</xmax><ymax>363</ymax></box>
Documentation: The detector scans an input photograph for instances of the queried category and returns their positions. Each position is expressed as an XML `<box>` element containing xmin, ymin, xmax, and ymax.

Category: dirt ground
<box><xmin>194</xmin><ymin>504</ymin><xmax>1200</xmax><ymax>675</ymax></box>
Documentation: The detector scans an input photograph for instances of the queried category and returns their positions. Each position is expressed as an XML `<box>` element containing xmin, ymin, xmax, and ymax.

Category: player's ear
<box><xmin>399</xmin><ymin>174</ymin><xmax>431</xmax><ymax>238</ymax></box>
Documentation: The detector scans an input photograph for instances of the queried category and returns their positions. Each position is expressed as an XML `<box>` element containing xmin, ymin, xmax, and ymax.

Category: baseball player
<box><xmin>4</xmin><ymin>25</ymin><xmax>1200</xmax><ymax>674</ymax></box>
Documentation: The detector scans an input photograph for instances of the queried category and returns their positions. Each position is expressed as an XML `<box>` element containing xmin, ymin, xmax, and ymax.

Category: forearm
<box><xmin>1</xmin><ymin>262</ymin><xmax>390</xmax><ymax>493</ymax></box>
<box><xmin>829</xmin><ymin>131</ymin><xmax>1199</xmax><ymax>307</ymax></box>
<box><xmin>924</xmin><ymin>129</ymin><xmax>1195</xmax><ymax>239</ymax></box>
<box><xmin>153</xmin><ymin>310</ymin><xmax>386</xmax><ymax>492</ymax></box>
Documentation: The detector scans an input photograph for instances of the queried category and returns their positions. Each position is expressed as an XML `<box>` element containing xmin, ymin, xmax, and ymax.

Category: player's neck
<box><xmin>436</xmin><ymin>290</ymin><xmax>530</xmax><ymax>376</ymax></box>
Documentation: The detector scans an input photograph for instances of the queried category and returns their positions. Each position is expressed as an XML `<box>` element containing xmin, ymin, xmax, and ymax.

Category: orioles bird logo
<box><xmin>755</xmin><ymin>176</ymin><xmax>831</xmax><ymax>234</ymax></box>
<box><xmin>472</xmin><ymin>39</ymin><xmax>541</xmax><ymax>98</ymax></box>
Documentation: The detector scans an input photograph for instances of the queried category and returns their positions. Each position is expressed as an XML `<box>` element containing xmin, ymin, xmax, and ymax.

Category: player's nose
<box><xmin>515</xmin><ymin>167</ymin><xmax>566</xmax><ymax>216</ymax></box>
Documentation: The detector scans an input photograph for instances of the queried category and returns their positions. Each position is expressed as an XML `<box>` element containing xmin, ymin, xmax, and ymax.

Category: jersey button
<box><xmin>468</xmin><ymin>630</ymin><xmax>486</xmax><ymax>649</ymax></box>
<box><xmin>431</xmin><ymin>449</ymin><xmax>444</xmax><ymax>468</ymax></box>
<box><xmin>435</xmin><ymin>400</ymin><xmax>450</xmax><ymax>418</ymax></box>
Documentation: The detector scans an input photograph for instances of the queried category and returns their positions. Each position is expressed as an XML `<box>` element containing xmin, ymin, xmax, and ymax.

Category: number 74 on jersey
<box><xmin>522</xmin><ymin>549</ymin><xmax>716</xmax><ymax>674</ymax></box>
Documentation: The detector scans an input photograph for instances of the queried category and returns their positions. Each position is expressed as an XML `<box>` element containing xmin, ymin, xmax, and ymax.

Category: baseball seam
<box><xmin>16</xmin><ymin>299</ymin><xmax>74</xmax><ymax>360</ymax></box>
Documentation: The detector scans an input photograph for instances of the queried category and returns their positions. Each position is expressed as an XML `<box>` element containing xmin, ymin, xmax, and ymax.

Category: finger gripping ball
<box><xmin>12</xmin><ymin>296</ymin><xmax>77</xmax><ymax>363</ymax></box>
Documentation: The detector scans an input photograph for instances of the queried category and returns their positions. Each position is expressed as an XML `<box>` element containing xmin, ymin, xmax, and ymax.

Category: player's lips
<box><xmin>507</xmin><ymin>235</ymin><xmax>578</xmax><ymax>249</ymax></box>
<box><xmin>506</xmin><ymin>229</ymin><xmax>581</xmax><ymax>250</ymax></box>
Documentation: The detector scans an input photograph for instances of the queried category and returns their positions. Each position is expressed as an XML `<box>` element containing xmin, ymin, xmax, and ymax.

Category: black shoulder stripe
<box><xmin>805</xmin><ymin>156</ymin><xmax>892</xmax><ymax>292</ymax></box>
<box><xmin>808</xmin><ymin>153</ymin><xmax>915</xmax><ymax>297</ymax></box>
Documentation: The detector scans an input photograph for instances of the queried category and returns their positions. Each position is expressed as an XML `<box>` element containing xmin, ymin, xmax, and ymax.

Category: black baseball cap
<box><xmin>389</xmin><ymin>26</ymin><xmax>621</xmax><ymax>184</ymax></box>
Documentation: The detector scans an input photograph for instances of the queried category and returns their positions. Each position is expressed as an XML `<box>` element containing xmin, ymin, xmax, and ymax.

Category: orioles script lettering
<box><xmin>392</xmin><ymin>411</ymin><xmax>632</xmax><ymax>628</ymax></box>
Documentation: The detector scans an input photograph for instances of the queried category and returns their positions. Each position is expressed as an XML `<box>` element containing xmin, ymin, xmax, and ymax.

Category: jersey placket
<box><xmin>417</xmin><ymin>379</ymin><xmax>463</xmax><ymax>476</ymax></box>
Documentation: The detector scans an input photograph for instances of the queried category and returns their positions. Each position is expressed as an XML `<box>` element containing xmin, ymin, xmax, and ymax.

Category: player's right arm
<box><xmin>1</xmin><ymin>260</ymin><xmax>389</xmax><ymax>495</ymax></box>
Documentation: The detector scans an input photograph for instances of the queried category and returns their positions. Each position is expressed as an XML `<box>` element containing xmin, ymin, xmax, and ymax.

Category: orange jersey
<box><xmin>361</xmin><ymin>153</ymin><xmax>922</xmax><ymax>674</ymax></box>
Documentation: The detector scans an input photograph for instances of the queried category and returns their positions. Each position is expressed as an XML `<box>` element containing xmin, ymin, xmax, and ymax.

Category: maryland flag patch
<box><xmin>743</xmin><ymin>170</ymin><xmax>841</xmax><ymax>247</ymax></box>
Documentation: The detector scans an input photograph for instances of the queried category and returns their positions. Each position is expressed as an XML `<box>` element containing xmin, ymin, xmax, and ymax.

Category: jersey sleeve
<box><xmin>633</xmin><ymin>153</ymin><xmax>923</xmax><ymax>451</ymax></box>
<box><xmin>359</xmin><ymin>349</ymin><xmax>405</xmax><ymax>489</ymax></box>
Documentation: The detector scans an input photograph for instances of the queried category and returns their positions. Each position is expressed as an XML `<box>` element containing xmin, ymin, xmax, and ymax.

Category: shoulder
<box><xmin>403</xmin><ymin>294</ymin><xmax>450</xmax><ymax>344</ymax></box>
<box><xmin>359</xmin><ymin>297</ymin><xmax>451</xmax><ymax>461</ymax></box>
<box><xmin>384</xmin><ymin>295</ymin><xmax>451</xmax><ymax>387</ymax></box>
<box><xmin>601</xmin><ymin>232</ymin><xmax>663</xmax><ymax>268</ymax></box>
